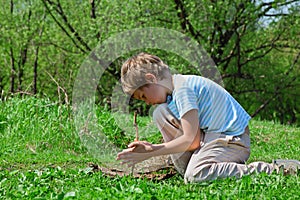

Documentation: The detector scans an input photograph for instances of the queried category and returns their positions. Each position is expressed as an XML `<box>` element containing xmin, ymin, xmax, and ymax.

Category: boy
<box><xmin>116</xmin><ymin>52</ymin><xmax>299</xmax><ymax>183</ymax></box>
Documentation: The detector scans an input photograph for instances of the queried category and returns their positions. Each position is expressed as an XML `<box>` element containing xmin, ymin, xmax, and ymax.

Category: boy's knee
<box><xmin>184</xmin><ymin>163</ymin><xmax>214</xmax><ymax>183</ymax></box>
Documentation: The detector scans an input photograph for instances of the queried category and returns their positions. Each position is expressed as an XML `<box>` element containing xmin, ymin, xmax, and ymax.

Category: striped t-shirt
<box><xmin>167</xmin><ymin>74</ymin><xmax>251</xmax><ymax>136</ymax></box>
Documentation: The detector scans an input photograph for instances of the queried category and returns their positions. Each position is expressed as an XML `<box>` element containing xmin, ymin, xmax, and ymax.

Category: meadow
<box><xmin>0</xmin><ymin>97</ymin><xmax>299</xmax><ymax>199</ymax></box>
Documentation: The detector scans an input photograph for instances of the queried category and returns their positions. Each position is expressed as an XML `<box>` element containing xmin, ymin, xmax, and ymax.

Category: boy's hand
<box><xmin>116</xmin><ymin>141</ymin><xmax>154</xmax><ymax>166</ymax></box>
<box><xmin>128</xmin><ymin>141</ymin><xmax>154</xmax><ymax>153</ymax></box>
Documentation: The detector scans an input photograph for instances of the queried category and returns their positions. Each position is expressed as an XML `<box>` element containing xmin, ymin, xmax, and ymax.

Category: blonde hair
<box><xmin>121</xmin><ymin>52</ymin><xmax>171</xmax><ymax>95</ymax></box>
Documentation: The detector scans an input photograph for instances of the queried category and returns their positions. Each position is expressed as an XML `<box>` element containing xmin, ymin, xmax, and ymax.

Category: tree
<box><xmin>0</xmin><ymin>0</ymin><xmax>299</xmax><ymax>125</ymax></box>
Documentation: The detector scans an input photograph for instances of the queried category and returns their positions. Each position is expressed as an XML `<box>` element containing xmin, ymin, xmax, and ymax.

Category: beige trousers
<box><xmin>153</xmin><ymin>103</ymin><xmax>276</xmax><ymax>183</ymax></box>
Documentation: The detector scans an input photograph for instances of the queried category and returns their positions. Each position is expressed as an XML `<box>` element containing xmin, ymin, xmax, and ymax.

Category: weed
<box><xmin>0</xmin><ymin>97</ymin><xmax>299</xmax><ymax>199</ymax></box>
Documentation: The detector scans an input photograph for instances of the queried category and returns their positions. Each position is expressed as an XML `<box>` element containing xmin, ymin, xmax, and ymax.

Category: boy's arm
<box><xmin>150</xmin><ymin>108</ymin><xmax>201</xmax><ymax>154</ymax></box>
<box><xmin>116</xmin><ymin>109</ymin><xmax>201</xmax><ymax>166</ymax></box>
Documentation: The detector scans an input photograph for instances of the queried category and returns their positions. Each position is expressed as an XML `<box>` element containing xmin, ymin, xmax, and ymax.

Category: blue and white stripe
<box><xmin>167</xmin><ymin>74</ymin><xmax>251</xmax><ymax>136</ymax></box>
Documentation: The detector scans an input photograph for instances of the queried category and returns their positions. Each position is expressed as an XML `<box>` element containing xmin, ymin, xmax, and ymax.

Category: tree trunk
<box><xmin>17</xmin><ymin>47</ymin><xmax>28</xmax><ymax>92</ymax></box>
<box><xmin>33</xmin><ymin>46</ymin><xmax>39</xmax><ymax>95</ymax></box>
<box><xmin>10</xmin><ymin>0</ymin><xmax>15</xmax><ymax>94</ymax></box>
<box><xmin>90</xmin><ymin>0</ymin><xmax>96</xmax><ymax>19</ymax></box>
<box><xmin>10</xmin><ymin>45</ymin><xmax>15</xmax><ymax>94</ymax></box>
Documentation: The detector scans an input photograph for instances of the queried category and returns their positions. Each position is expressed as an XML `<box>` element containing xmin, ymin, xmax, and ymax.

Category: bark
<box><xmin>17</xmin><ymin>48</ymin><xmax>28</xmax><ymax>92</ymax></box>
<box><xmin>41</xmin><ymin>0</ymin><xmax>91</xmax><ymax>53</ymax></box>
<box><xmin>9</xmin><ymin>0</ymin><xmax>15</xmax><ymax>94</ymax></box>
<box><xmin>33</xmin><ymin>46</ymin><xmax>39</xmax><ymax>95</ymax></box>
<box><xmin>173</xmin><ymin>0</ymin><xmax>204</xmax><ymax>41</ymax></box>
<box><xmin>90</xmin><ymin>0</ymin><xmax>96</xmax><ymax>19</ymax></box>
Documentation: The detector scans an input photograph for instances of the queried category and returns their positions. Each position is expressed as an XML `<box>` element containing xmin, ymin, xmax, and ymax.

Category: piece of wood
<box><xmin>133</xmin><ymin>111</ymin><xmax>139</xmax><ymax>141</ymax></box>
<box><xmin>87</xmin><ymin>162</ymin><xmax>176</xmax><ymax>180</ymax></box>
<box><xmin>131</xmin><ymin>111</ymin><xmax>139</xmax><ymax>174</ymax></box>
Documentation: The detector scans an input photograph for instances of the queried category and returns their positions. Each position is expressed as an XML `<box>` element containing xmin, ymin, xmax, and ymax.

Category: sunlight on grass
<box><xmin>0</xmin><ymin>97</ymin><xmax>299</xmax><ymax>199</ymax></box>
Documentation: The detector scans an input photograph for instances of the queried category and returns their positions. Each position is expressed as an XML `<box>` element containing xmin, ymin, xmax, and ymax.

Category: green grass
<box><xmin>0</xmin><ymin>97</ymin><xmax>299</xmax><ymax>199</ymax></box>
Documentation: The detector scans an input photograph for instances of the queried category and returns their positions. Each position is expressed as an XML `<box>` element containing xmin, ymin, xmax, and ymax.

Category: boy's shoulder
<box><xmin>172</xmin><ymin>74</ymin><xmax>203</xmax><ymax>97</ymax></box>
<box><xmin>173</xmin><ymin>74</ymin><xmax>211</xmax><ymax>82</ymax></box>
<box><xmin>173</xmin><ymin>74</ymin><xmax>209</xmax><ymax>89</ymax></box>
<box><xmin>172</xmin><ymin>74</ymin><xmax>226</xmax><ymax>99</ymax></box>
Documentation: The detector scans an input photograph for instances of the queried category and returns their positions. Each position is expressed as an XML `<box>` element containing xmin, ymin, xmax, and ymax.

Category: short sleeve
<box><xmin>174</xmin><ymin>87</ymin><xmax>198</xmax><ymax>119</ymax></box>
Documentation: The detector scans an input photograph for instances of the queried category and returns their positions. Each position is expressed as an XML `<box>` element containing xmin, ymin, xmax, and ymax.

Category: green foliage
<box><xmin>0</xmin><ymin>97</ymin><xmax>87</xmax><ymax>166</ymax></box>
<box><xmin>1</xmin><ymin>168</ymin><xmax>299</xmax><ymax>199</ymax></box>
<box><xmin>0</xmin><ymin>0</ymin><xmax>299</xmax><ymax>125</ymax></box>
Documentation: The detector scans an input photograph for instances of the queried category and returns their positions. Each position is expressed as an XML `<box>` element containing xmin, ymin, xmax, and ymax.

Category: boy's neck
<box><xmin>158</xmin><ymin>75</ymin><xmax>174</xmax><ymax>95</ymax></box>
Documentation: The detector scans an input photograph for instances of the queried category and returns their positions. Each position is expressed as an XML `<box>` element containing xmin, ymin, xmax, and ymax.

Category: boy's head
<box><xmin>121</xmin><ymin>52</ymin><xmax>172</xmax><ymax>97</ymax></box>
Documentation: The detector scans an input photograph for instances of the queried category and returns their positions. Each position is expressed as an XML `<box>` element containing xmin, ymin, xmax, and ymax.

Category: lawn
<box><xmin>0</xmin><ymin>97</ymin><xmax>299</xmax><ymax>199</ymax></box>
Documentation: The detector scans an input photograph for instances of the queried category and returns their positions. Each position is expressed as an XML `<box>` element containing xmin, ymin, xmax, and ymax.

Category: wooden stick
<box><xmin>131</xmin><ymin>111</ymin><xmax>139</xmax><ymax>174</ymax></box>
<box><xmin>133</xmin><ymin>111</ymin><xmax>139</xmax><ymax>141</ymax></box>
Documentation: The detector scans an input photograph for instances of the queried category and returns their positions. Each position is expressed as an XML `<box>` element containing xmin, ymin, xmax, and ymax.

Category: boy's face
<box><xmin>133</xmin><ymin>84</ymin><xmax>168</xmax><ymax>105</ymax></box>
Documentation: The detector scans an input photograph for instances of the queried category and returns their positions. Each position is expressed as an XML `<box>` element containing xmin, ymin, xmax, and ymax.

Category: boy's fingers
<box><xmin>128</xmin><ymin>141</ymin><xmax>141</xmax><ymax>148</ymax></box>
<box><xmin>128</xmin><ymin>140</ymin><xmax>151</xmax><ymax>147</ymax></box>
<box><xmin>116</xmin><ymin>147</ymin><xmax>135</xmax><ymax>159</ymax></box>
<box><xmin>125</xmin><ymin>147</ymin><xmax>135</xmax><ymax>152</ymax></box>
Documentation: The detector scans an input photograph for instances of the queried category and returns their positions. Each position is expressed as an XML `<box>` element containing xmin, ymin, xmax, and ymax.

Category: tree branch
<box><xmin>41</xmin><ymin>0</ymin><xmax>90</xmax><ymax>53</ymax></box>
<box><xmin>173</xmin><ymin>0</ymin><xmax>204</xmax><ymax>41</ymax></box>
<box><xmin>33</xmin><ymin>9</ymin><xmax>46</xmax><ymax>95</ymax></box>
<box><xmin>251</xmin><ymin>73</ymin><xmax>298</xmax><ymax>118</ymax></box>
<box><xmin>10</xmin><ymin>0</ymin><xmax>15</xmax><ymax>94</ymax></box>
<box><xmin>55</xmin><ymin>0</ymin><xmax>91</xmax><ymax>51</ymax></box>
<box><xmin>211</xmin><ymin>2</ymin><xmax>247</xmax><ymax>65</ymax></box>
<box><xmin>264</xmin><ymin>13</ymin><xmax>289</xmax><ymax>17</ymax></box>
<box><xmin>256</xmin><ymin>0</ymin><xmax>299</xmax><ymax>18</ymax></box>
<box><xmin>90</xmin><ymin>0</ymin><xmax>96</xmax><ymax>19</ymax></box>
<box><xmin>221</xmin><ymin>31</ymin><xmax>287</xmax><ymax>69</ymax></box>
<box><xmin>36</xmin><ymin>41</ymin><xmax>82</xmax><ymax>54</ymax></box>
<box><xmin>240</xmin><ymin>46</ymin><xmax>274</xmax><ymax>66</ymax></box>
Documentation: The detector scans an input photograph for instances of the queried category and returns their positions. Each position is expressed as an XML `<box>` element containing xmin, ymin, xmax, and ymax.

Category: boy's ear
<box><xmin>144</xmin><ymin>73</ymin><xmax>157</xmax><ymax>83</ymax></box>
